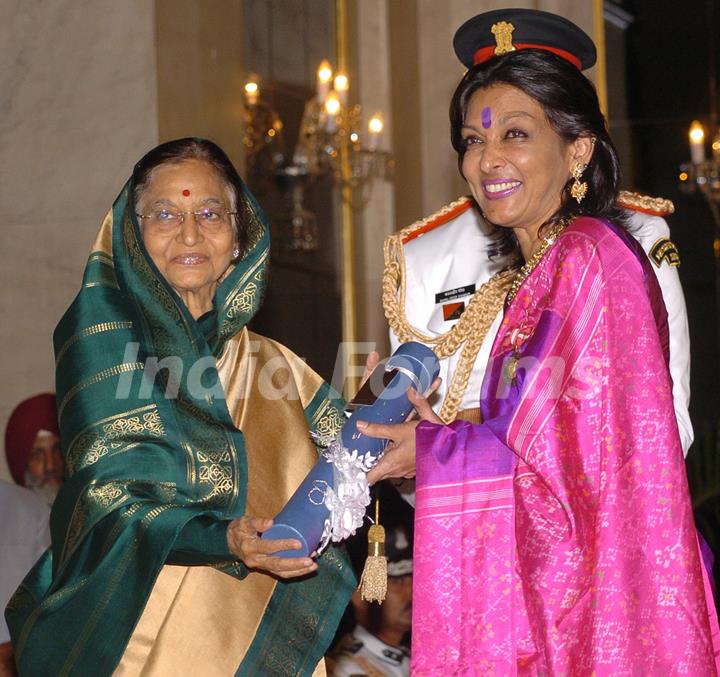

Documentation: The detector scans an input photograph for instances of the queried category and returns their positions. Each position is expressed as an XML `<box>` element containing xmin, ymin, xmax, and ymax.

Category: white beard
<box><xmin>24</xmin><ymin>470</ymin><xmax>61</xmax><ymax>505</ymax></box>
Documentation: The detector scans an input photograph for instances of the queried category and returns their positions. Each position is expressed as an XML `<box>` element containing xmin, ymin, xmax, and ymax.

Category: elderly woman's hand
<box><xmin>227</xmin><ymin>516</ymin><xmax>318</xmax><ymax>579</ymax></box>
<box><xmin>360</xmin><ymin>383</ymin><xmax>443</xmax><ymax>485</ymax></box>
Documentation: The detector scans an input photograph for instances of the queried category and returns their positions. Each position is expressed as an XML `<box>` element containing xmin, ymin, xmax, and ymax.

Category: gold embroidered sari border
<box><xmin>55</xmin><ymin>321</ymin><xmax>133</xmax><ymax>368</ymax></box>
<box><xmin>57</xmin><ymin>363</ymin><xmax>145</xmax><ymax>423</ymax></box>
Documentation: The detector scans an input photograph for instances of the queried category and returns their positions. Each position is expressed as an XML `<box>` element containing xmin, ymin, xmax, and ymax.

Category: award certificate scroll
<box><xmin>262</xmin><ymin>341</ymin><xmax>440</xmax><ymax>557</ymax></box>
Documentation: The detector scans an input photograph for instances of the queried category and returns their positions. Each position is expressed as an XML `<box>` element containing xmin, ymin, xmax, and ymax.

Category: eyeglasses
<box><xmin>136</xmin><ymin>207</ymin><xmax>238</xmax><ymax>234</ymax></box>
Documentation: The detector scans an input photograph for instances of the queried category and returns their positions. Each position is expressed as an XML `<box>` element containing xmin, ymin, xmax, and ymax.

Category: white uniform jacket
<box><xmin>387</xmin><ymin>195</ymin><xmax>693</xmax><ymax>454</ymax></box>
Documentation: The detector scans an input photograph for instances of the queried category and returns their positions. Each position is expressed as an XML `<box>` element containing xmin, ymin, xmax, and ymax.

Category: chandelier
<box><xmin>291</xmin><ymin>61</ymin><xmax>393</xmax><ymax>198</ymax></box>
<box><xmin>242</xmin><ymin>74</ymin><xmax>284</xmax><ymax>192</ymax></box>
<box><xmin>278</xmin><ymin>60</ymin><xmax>393</xmax><ymax>250</ymax></box>
<box><xmin>242</xmin><ymin>61</ymin><xmax>393</xmax><ymax>251</ymax></box>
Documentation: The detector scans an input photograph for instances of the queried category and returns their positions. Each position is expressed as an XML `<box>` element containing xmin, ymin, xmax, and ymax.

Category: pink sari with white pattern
<box><xmin>412</xmin><ymin>217</ymin><xmax>720</xmax><ymax>675</ymax></box>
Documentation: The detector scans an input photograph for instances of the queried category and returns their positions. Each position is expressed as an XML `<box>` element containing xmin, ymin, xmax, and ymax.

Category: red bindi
<box><xmin>182</xmin><ymin>189</ymin><xmax>191</xmax><ymax>196</ymax></box>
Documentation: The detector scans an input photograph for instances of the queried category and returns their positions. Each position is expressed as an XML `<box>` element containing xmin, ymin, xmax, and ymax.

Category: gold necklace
<box><xmin>383</xmin><ymin>226</ymin><xmax>516</xmax><ymax>423</ymax></box>
<box><xmin>506</xmin><ymin>219</ymin><xmax>568</xmax><ymax>304</ymax></box>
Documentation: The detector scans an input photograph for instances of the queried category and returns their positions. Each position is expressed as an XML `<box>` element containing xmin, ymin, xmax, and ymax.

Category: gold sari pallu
<box><xmin>118</xmin><ymin>331</ymin><xmax>337</xmax><ymax>676</ymax></box>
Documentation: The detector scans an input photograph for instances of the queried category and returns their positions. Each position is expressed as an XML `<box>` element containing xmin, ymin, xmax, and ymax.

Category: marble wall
<box><xmin>155</xmin><ymin>0</ymin><xmax>245</xmax><ymax>170</ymax></box>
<box><xmin>0</xmin><ymin>0</ymin><xmax>159</xmax><ymax>480</ymax></box>
<box><xmin>0</xmin><ymin>0</ymin><xmax>249</xmax><ymax>481</ymax></box>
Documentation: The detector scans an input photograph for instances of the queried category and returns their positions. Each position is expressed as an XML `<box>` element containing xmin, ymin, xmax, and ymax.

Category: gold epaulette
<box><xmin>617</xmin><ymin>190</ymin><xmax>675</xmax><ymax>217</ymax></box>
<box><xmin>398</xmin><ymin>196</ymin><xmax>474</xmax><ymax>244</ymax></box>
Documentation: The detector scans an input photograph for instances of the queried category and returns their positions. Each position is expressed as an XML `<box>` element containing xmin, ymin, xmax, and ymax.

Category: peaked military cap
<box><xmin>454</xmin><ymin>8</ymin><xmax>597</xmax><ymax>71</ymax></box>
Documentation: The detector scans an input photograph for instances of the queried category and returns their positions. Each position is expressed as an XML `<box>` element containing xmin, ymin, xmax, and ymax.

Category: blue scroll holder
<box><xmin>261</xmin><ymin>341</ymin><xmax>440</xmax><ymax>558</ymax></box>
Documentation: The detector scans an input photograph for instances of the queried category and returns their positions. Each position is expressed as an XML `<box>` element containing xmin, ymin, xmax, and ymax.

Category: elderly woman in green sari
<box><xmin>5</xmin><ymin>138</ymin><xmax>354</xmax><ymax>676</ymax></box>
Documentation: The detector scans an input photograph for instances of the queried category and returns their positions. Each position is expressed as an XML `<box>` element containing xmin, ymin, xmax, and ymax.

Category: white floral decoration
<box><xmin>310</xmin><ymin>436</ymin><xmax>378</xmax><ymax>554</ymax></box>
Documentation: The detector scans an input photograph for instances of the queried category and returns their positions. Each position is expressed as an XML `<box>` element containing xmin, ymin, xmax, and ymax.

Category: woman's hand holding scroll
<box><xmin>227</xmin><ymin>516</ymin><xmax>318</xmax><ymax>578</ymax></box>
<box><xmin>361</xmin><ymin>382</ymin><xmax>442</xmax><ymax>485</ymax></box>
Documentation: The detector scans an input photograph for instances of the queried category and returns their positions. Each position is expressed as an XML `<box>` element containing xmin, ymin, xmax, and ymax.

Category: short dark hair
<box><xmin>132</xmin><ymin>138</ymin><xmax>249</xmax><ymax>254</ymax></box>
<box><xmin>450</xmin><ymin>50</ymin><xmax>626</xmax><ymax>260</ymax></box>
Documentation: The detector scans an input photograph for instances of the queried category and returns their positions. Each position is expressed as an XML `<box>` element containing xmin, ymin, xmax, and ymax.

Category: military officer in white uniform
<box><xmin>383</xmin><ymin>12</ymin><xmax>692</xmax><ymax>456</ymax></box>
<box><xmin>385</xmin><ymin>193</ymin><xmax>692</xmax><ymax>454</ymax></box>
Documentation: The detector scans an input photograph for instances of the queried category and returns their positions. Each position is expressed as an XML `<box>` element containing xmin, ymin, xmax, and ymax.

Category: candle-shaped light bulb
<box><xmin>244</xmin><ymin>78</ymin><xmax>259</xmax><ymax>106</ymax></box>
<box><xmin>317</xmin><ymin>60</ymin><xmax>333</xmax><ymax>102</ymax></box>
<box><xmin>334</xmin><ymin>72</ymin><xmax>349</xmax><ymax>106</ymax></box>
<box><xmin>325</xmin><ymin>91</ymin><xmax>341</xmax><ymax>116</ymax></box>
<box><xmin>368</xmin><ymin>115</ymin><xmax>384</xmax><ymax>135</ymax></box>
<box><xmin>367</xmin><ymin>113</ymin><xmax>384</xmax><ymax>151</ymax></box>
<box><xmin>324</xmin><ymin>91</ymin><xmax>341</xmax><ymax>132</ymax></box>
<box><xmin>689</xmin><ymin>120</ymin><xmax>705</xmax><ymax>164</ymax></box>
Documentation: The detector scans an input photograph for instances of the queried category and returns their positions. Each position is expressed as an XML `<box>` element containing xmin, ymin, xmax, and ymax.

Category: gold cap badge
<box><xmin>491</xmin><ymin>21</ymin><xmax>516</xmax><ymax>56</ymax></box>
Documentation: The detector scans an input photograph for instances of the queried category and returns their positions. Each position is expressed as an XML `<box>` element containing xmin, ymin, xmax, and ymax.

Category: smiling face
<box><xmin>460</xmin><ymin>84</ymin><xmax>590</xmax><ymax>250</ymax></box>
<box><xmin>137</xmin><ymin>159</ymin><xmax>237</xmax><ymax>318</ymax></box>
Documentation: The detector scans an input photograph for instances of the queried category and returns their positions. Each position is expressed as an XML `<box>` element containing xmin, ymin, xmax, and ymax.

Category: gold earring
<box><xmin>570</xmin><ymin>162</ymin><xmax>588</xmax><ymax>203</ymax></box>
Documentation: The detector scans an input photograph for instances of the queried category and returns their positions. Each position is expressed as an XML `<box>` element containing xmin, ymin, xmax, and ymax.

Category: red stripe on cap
<box><xmin>473</xmin><ymin>43</ymin><xmax>582</xmax><ymax>69</ymax></box>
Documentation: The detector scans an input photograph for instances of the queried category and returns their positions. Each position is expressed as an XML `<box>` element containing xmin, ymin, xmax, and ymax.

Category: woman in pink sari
<box><xmin>361</xmin><ymin>9</ymin><xmax>720</xmax><ymax>675</ymax></box>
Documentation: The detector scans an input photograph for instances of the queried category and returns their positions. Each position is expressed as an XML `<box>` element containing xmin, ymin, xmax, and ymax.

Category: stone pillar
<box><xmin>349</xmin><ymin>0</ymin><xmax>395</xmax><ymax>352</ymax></box>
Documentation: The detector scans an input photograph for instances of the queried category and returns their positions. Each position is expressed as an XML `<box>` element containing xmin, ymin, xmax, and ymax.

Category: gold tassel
<box><xmin>359</xmin><ymin>498</ymin><xmax>387</xmax><ymax>603</ymax></box>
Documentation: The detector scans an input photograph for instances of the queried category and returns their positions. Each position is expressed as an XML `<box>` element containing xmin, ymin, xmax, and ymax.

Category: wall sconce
<box><xmin>679</xmin><ymin>119</ymin><xmax>720</xmax><ymax>214</ymax></box>
<box><xmin>243</xmin><ymin>73</ymin><xmax>284</xmax><ymax>190</ymax></box>
<box><xmin>679</xmin><ymin>118</ymin><xmax>720</xmax><ymax>323</ymax></box>
<box><xmin>243</xmin><ymin>62</ymin><xmax>393</xmax><ymax>251</ymax></box>
<box><xmin>264</xmin><ymin>61</ymin><xmax>393</xmax><ymax>251</ymax></box>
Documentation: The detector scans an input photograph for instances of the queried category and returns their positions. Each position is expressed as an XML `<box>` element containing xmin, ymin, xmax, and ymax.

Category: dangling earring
<box><xmin>570</xmin><ymin>162</ymin><xmax>588</xmax><ymax>204</ymax></box>
<box><xmin>232</xmin><ymin>247</ymin><xmax>240</xmax><ymax>260</ymax></box>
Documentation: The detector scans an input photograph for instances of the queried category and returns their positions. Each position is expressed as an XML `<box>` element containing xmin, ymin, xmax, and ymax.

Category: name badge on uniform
<box><xmin>436</xmin><ymin>284</ymin><xmax>475</xmax><ymax>322</ymax></box>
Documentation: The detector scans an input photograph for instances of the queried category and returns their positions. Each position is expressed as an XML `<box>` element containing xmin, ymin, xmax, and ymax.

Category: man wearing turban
<box><xmin>1</xmin><ymin>394</ymin><xmax>60</xmax><ymax>675</ymax></box>
<box><xmin>5</xmin><ymin>393</ymin><xmax>63</xmax><ymax>504</ymax></box>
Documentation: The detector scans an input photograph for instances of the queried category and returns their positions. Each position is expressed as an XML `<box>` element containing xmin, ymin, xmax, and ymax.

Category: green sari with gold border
<box><xmin>5</xmin><ymin>176</ymin><xmax>354</xmax><ymax>676</ymax></box>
